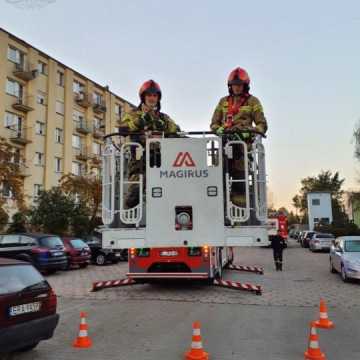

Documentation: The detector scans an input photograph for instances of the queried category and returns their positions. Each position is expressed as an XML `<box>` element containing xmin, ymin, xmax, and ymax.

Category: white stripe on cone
<box><xmin>320</xmin><ymin>312</ymin><xmax>328</xmax><ymax>319</ymax></box>
<box><xmin>193</xmin><ymin>329</ymin><xmax>201</xmax><ymax>336</ymax></box>
<box><xmin>309</xmin><ymin>340</ymin><xmax>319</xmax><ymax>348</ymax></box>
<box><xmin>191</xmin><ymin>341</ymin><xmax>203</xmax><ymax>349</ymax></box>
<box><xmin>79</xmin><ymin>330</ymin><xmax>88</xmax><ymax>337</ymax></box>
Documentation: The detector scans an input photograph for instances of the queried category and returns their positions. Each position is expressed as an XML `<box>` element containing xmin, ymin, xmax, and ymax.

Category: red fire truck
<box><xmin>267</xmin><ymin>213</ymin><xmax>288</xmax><ymax>242</ymax></box>
<box><xmin>101</xmin><ymin>130</ymin><xmax>268</xmax><ymax>281</ymax></box>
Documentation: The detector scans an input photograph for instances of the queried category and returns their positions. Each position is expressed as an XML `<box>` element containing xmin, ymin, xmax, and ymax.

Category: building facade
<box><xmin>307</xmin><ymin>192</ymin><xmax>333</xmax><ymax>231</ymax></box>
<box><xmin>0</xmin><ymin>28</ymin><xmax>134</xmax><ymax>217</ymax></box>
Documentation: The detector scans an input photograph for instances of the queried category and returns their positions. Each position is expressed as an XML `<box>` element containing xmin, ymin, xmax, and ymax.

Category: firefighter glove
<box><xmin>216</xmin><ymin>126</ymin><xmax>225</xmax><ymax>135</ymax></box>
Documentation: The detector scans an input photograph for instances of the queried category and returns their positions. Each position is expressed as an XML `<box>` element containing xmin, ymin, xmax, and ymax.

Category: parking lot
<box><xmin>5</xmin><ymin>238</ymin><xmax>360</xmax><ymax>360</ymax></box>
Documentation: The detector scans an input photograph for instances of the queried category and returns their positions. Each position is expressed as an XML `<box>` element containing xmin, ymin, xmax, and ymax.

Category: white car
<box><xmin>309</xmin><ymin>233</ymin><xmax>334</xmax><ymax>252</ymax></box>
<box><xmin>329</xmin><ymin>236</ymin><xmax>360</xmax><ymax>282</ymax></box>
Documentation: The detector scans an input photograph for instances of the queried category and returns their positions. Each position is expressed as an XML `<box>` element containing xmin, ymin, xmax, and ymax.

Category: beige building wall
<box><xmin>0</xmin><ymin>28</ymin><xmax>135</xmax><ymax>220</ymax></box>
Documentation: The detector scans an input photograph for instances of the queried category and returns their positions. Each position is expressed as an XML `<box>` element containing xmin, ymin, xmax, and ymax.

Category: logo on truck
<box><xmin>173</xmin><ymin>152</ymin><xmax>196</xmax><ymax>167</ymax></box>
<box><xmin>160</xmin><ymin>151</ymin><xmax>208</xmax><ymax>179</ymax></box>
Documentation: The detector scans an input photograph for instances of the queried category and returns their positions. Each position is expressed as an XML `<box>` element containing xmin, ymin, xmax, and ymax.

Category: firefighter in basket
<box><xmin>210</xmin><ymin>67</ymin><xmax>268</xmax><ymax>207</ymax></box>
<box><xmin>119</xmin><ymin>80</ymin><xmax>180</xmax><ymax>208</ymax></box>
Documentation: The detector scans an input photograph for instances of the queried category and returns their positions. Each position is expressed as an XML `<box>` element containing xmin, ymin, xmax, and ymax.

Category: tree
<box><xmin>60</xmin><ymin>174</ymin><xmax>102</xmax><ymax>233</ymax></box>
<box><xmin>0</xmin><ymin>207</ymin><xmax>9</xmax><ymax>232</ymax></box>
<box><xmin>29</xmin><ymin>187</ymin><xmax>77</xmax><ymax>235</ymax></box>
<box><xmin>293</xmin><ymin>170</ymin><xmax>347</xmax><ymax>225</ymax></box>
<box><xmin>0</xmin><ymin>137</ymin><xmax>26</xmax><ymax>219</ymax></box>
<box><xmin>7</xmin><ymin>211</ymin><xmax>28</xmax><ymax>233</ymax></box>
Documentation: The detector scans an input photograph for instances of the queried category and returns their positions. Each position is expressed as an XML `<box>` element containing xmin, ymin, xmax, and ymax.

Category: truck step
<box><xmin>213</xmin><ymin>279</ymin><xmax>262</xmax><ymax>295</ymax></box>
<box><xmin>92</xmin><ymin>278</ymin><xmax>137</xmax><ymax>292</ymax></box>
<box><xmin>226</xmin><ymin>264</ymin><xmax>264</xmax><ymax>275</ymax></box>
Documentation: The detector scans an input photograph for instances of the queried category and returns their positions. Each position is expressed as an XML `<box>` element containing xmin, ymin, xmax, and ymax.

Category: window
<box><xmin>312</xmin><ymin>199</ymin><xmax>320</xmax><ymax>206</ymax></box>
<box><xmin>321</xmin><ymin>217</ymin><xmax>330</xmax><ymax>224</ymax></box>
<box><xmin>73</xmin><ymin>110</ymin><xmax>85</xmax><ymax>122</ymax></box>
<box><xmin>34</xmin><ymin>152</ymin><xmax>44</xmax><ymax>166</ymax></box>
<box><xmin>56</xmin><ymin>100</ymin><xmax>64</xmax><ymax>115</ymax></box>
<box><xmin>72</xmin><ymin>162</ymin><xmax>81</xmax><ymax>176</ymax></box>
<box><xmin>37</xmin><ymin>91</ymin><xmax>46</xmax><ymax>105</ymax></box>
<box><xmin>34</xmin><ymin>184</ymin><xmax>42</xmax><ymax>197</ymax></box>
<box><xmin>93</xmin><ymin>92</ymin><xmax>103</xmax><ymax>105</ymax></box>
<box><xmin>114</xmin><ymin>126</ymin><xmax>120</xmax><ymax>133</ymax></box>
<box><xmin>73</xmin><ymin>80</ymin><xmax>84</xmax><ymax>94</ymax></box>
<box><xmin>4</xmin><ymin>112</ymin><xmax>22</xmax><ymax>130</ymax></box>
<box><xmin>115</xmin><ymin>104</ymin><xmax>122</xmax><ymax>117</ymax></box>
<box><xmin>314</xmin><ymin>218</ymin><xmax>319</xmax><ymax>223</ymax></box>
<box><xmin>6</xmin><ymin>78</ymin><xmax>22</xmax><ymax>97</ymax></box>
<box><xmin>7</xmin><ymin>46</ymin><xmax>21</xmax><ymax>64</ymax></box>
<box><xmin>93</xmin><ymin>142</ymin><xmax>101</xmax><ymax>155</ymax></box>
<box><xmin>57</xmin><ymin>71</ymin><xmax>65</xmax><ymax>87</ymax></box>
<box><xmin>55</xmin><ymin>157</ymin><xmax>62</xmax><ymax>173</ymax></box>
<box><xmin>72</xmin><ymin>135</ymin><xmax>81</xmax><ymax>149</ymax></box>
<box><xmin>55</xmin><ymin>128</ymin><xmax>63</xmax><ymax>143</ymax></box>
<box><xmin>35</xmin><ymin>121</ymin><xmax>46</xmax><ymax>135</ymax></box>
<box><xmin>94</xmin><ymin>117</ymin><xmax>102</xmax><ymax>129</ymax></box>
<box><xmin>1</xmin><ymin>182</ymin><xmax>12</xmax><ymax>198</ymax></box>
<box><xmin>37</xmin><ymin>61</ymin><xmax>47</xmax><ymax>75</ymax></box>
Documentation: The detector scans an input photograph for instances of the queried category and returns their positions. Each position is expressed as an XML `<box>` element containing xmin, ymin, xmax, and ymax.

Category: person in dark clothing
<box><xmin>271</xmin><ymin>230</ymin><xmax>286</xmax><ymax>271</ymax></box>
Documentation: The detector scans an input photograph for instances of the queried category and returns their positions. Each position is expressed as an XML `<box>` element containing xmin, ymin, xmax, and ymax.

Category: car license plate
<box><xmin>9</xmin><ymin>302</ymin><xmax>41</xmax><ymax>316</ymax></box>
<box><xmin>160</xmin><ymin>251</ymin><xmax>178</xmax><ymax>257</ymax></box>
<box><xmin>115</xmin><ymin>253</ymin><xmax>121</xmax><ymax>257</ymax></box>
<box><xmin>53</xmin><ymin>252</ymin><xmax>63</xmax><ymax>256</ymax></box>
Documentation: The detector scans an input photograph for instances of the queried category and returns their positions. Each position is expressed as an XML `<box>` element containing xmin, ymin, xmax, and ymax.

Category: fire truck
<box><xmin>267</xmin><ymin>213</ymin><xmax>288</xmax><ymax>242</ymax></box>
<box><xmin>101</xmin><ymin>130</ymin><xmax>268</xmax><ymax>281</ymax></box>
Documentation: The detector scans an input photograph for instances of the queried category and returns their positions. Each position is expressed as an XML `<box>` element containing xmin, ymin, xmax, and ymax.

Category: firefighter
<box><xmin>210</xmin><ymin>67</ymin><xmax>268</xmax><ymax>207</ymax></box>
<box><xmin>119</xmin><ymin>80</ymin><xmax>180</xmax><ymax>208</ymax></box>
<box><xmin>271</xmin><ymin>230</ymin><xmax>286</xmax><ymax>271</ymax></box>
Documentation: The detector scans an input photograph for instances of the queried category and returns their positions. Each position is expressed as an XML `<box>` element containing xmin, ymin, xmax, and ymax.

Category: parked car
<box><xmin>330</xmin><ymin>236</ymin><xmax>360</xmax><ymax>282</ymax></box>
<box><xmin>309</xmin><ymin>233</ymin><xmax>334</xmax><ymax>252</ymax></box>
<box><xmin>301</xmin><ymin>231</ymin><xmax>316</xmax><ymax>248</ymax></box>
<box><xmin>0</xmin><ymin>257</ymin><xmax>59</xmax><ymax>353</ymax></box>
<box><xmin>0</xmin><ymin>233</ymin><xmax>67</xmax><ymax>273</ymax></box>
<box><xmin>61</xmin><ymin>237</ymin><xmax>91</xmax><ymax>269</ymax></box>
<box><xmin>83</xmin><ymin>235</ymin><xmax>125</xmax><ymax>265</ymax></box>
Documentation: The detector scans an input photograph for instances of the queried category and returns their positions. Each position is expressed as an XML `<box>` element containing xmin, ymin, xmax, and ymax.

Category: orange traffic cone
<box><xmin>304</xmin><ymin>322</ymin><xmax>326</xmax><ymax>360</ymax></box>
<box><xmin>185</xmin><ymin>321</ymin><xmax>209</xmax><ymax>360</ymax></box>
<box><xmin>73</xmin><ymin>312</ymin><xmax>92</xmax><ymax>348</ymax></box>
<box><xmin>314</xmin><ymin>299</ymin><xmax>334</xmax><ymax>329</ymax></box>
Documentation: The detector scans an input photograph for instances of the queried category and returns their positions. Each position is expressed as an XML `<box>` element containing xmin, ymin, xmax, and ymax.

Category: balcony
<box><xmin>93</xmin><ymin>101</ymin><xmax>107</xmax><ymax>114</ymax></box>
<box><xmin>90</xmin><ymin>153</ymin><xmax>102</xmax><ymax>165</ymax></box>
<box><xmin>10</xmin><ymin>130</ymin><xmax>32</xmax><ymax>146</ymax></box>
<box><xmin>13</xmin><ymin>162</ymin><xmax>31</xmax><ymax>177</ymax></box>
<box><xmin>74</xmin><ymin>92</ymin><xmax>92</xmax><ymax>108</ymax></box>
<box><xmin>12</xmin><ymin>96</ymin><xmax>34</xmax><ymax>113</ymax></box>
<box><xmin>93</xmin><ymin>126</ymin><xmax>105</xmax><ymax>139</ymax></box>
<box><xmin>74</xmin><ymin>119</ymin><xmax>92</xmax><ymax>135</ymax></box>
<box><xmin>74</xmin><ymin>145</ymin><xmax>89</xmax><ymax>161</ymax></box>
<box><xmin>13</xmin><ymin>62</ymin><xmax>38</xmax><ymax>81</ymax></box>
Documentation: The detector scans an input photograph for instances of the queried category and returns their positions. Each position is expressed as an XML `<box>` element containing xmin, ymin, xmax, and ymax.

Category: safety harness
<box><xmin>225</xmin><ymin>94</ymin><xmax>250</xmax><ymax>128</ymax></box>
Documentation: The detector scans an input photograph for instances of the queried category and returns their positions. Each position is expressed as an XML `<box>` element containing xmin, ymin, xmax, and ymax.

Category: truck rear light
<box><xmin>203</xmin><ymin>245</ymin><xmax>209</xmax><ymax>259</ymax></box>
<box><xmin>188</xmin><ymin>247</ymin><xmax>202</xmax><ymax>256</ymax></box>
<box><xmin>136</xmin><ymin>248</ymin><xmax>150</xmax><ymax>257</ymax></box>
<box><xmin>130</xmin><ymin>248</ymin><xmax>136</xmax><ymax>259</ymax></box>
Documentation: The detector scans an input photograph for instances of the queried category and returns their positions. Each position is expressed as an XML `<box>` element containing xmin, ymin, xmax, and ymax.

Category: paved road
<box><xmin>6</xmin><ymin>239</ymin><xmax>360</xmax><ymax>359</ymax></box>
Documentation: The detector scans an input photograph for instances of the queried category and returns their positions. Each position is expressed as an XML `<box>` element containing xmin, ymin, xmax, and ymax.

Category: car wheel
<box><xmin>330</xmin><ymin>259</ymin><xmax>336</xmax><ymax>273</ymax></box>
<box><xmin>341</xmin><ymin>264</ymin><xmax>348</xmax><ymax>282</ymax></box>
<box><xmin>17</xmin><ymin>342</ymin><xmax>39</xmax><ymax>352</ymax></box>
<box><xmin>95</xmin><ymin>254</ymin><xmax>106</xmax><ymax>266</ymax></box>
<box><xmin>47</xmin><ymin>269</ymin><xmax>57</xmax><ymax>275</ymax></box>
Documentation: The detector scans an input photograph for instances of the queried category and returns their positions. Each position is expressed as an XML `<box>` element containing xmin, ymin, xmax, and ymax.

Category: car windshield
<box><xmin>0</xmin><ymin>265</ymin><xmax>48</xmax><ymax>295</ymax></box>
<box><xmin>345</xmin><ymin>240</ymin><xmax>360</xmax><ymax>252</ymax></box>
<box><xmin>38</xmin><ymin>236</ymin><xmax>63</xmax><ymax>248</ymax></box>
<box><xmin>70</xmin><ymin>239</ymin><xmax>87</xmax><ymax>249</ymax></box>
<box><xmin>317</xmin><ymin>234</ymin><xmax>334</xmax><ymax>239</ymax></box>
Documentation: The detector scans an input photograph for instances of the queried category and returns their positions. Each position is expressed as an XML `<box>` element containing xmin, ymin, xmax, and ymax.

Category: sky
<box><xmin>1</xmin><ymin>0</ymin><xmax>359</xmax><ymax>210</ymax></box>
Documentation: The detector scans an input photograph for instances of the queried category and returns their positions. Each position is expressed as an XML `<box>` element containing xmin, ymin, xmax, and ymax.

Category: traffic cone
<box><xmin>73</xmin><ymin>312</ymin><xmax>92</xmax><ymax>348</ymax></box>
<box><xmin>184</xmin><ymin>321</ymin><xmax>209</xmax><ymax>360</ymax></box>
<box><xmin>304</xmin><ymin>322</ymin><xmax>326</xmax><ymax>360</ymax></box>
<box><xmin>314</xmin><ymin>299</ymin><xmax>334</xmax><ymax>329</ymax></box>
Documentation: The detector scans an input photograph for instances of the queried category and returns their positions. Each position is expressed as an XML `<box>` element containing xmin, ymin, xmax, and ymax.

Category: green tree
<box><xmin>60</xmin><ymin>174</ymin><xmax>102</xmax><ymax>234</ymax></box>
<box><xmin>7</xmin><ymin>211</ymin><xmax>28</xmax><ymax>233</ymax></box>
<box><xmin>29</xmin><ymin>187</ymin><xmax>77</xmax><ymax>235</ymax></box>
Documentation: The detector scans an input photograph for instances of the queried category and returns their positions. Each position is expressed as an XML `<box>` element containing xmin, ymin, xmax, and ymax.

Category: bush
<box><xmin>315</xmin><ymin>223</ymin><xmax>360</xmax><ymax>237</ymax></box>
<box><xmin>8</xmin><ymin>211</ymin><xmax>28</xmax><ymax>233</ymax></box>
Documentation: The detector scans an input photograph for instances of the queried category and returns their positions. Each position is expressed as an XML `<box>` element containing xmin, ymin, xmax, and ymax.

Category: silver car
<box><xmin>309</xmin><ymin>233</ymin><xmax>334</xmax><ymax>252</ymax></box>
<box><xmin>329</xmin><ymin>236</ymin><xmax>360</xmax><ymax>282</ymax></box>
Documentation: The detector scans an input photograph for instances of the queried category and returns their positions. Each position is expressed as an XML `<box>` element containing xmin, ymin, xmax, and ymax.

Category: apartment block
<box><xmin>0</xmin><ymin>28</ymin><xmax>134</xmax><ymax>215</ymax></box>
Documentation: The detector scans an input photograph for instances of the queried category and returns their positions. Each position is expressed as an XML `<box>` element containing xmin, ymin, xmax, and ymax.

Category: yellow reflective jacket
<box><xmin>119</xmin><ymin>106</ymin><xmax>179</xmax><ymax>135</ymax></box>
<box><xmin>210</xmin><ymin>95</ymin><xmax>268</xmax><ymax>134</ymax></box>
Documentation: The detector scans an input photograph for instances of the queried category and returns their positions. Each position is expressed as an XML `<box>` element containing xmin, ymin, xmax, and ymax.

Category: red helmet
<box><xmin>227</xmin><ymin>67</ymin><xmax>250</xmax><ymax>86</ymax></box>
<box><xmin>139</xmin><ymin>80</ymin><xmax>162</xmax><ymax>102</ymax></box>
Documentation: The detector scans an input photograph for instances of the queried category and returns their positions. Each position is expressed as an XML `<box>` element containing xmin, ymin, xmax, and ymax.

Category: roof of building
<box><xmin>0</xmin><ymin>27</ymin><xmax>135</xmax><ymax>108</ymax></box>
